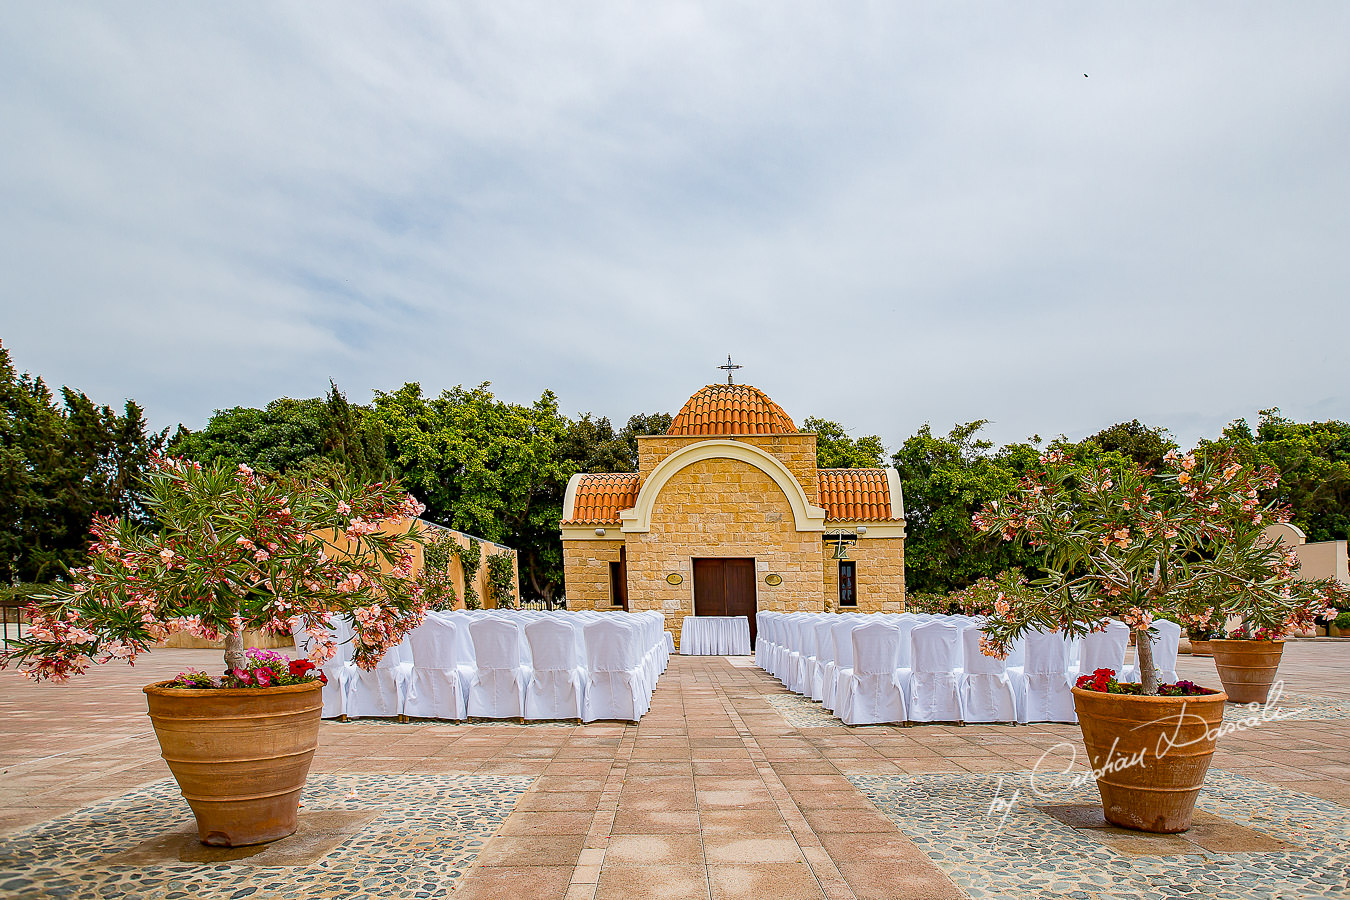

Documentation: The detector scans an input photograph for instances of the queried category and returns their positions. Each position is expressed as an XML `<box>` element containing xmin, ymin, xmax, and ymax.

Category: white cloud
<box><xmin>2</xmin><ymin>2</ymin><xmax>1347</xmax><ymax>451</ymax></box>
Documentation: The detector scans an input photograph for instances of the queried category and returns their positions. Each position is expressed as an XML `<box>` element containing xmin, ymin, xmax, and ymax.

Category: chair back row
<box><xmin>757</xmin><ymin>611</ymin><xmax>1180</xmax><ymax>682</ymax></box>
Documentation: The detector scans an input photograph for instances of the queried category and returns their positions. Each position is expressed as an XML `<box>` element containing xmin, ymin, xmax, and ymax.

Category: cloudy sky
<box><xmin>3</xmin><ymin>3</ymin><xmax>1347</xmax><ymax>452</ymax></box>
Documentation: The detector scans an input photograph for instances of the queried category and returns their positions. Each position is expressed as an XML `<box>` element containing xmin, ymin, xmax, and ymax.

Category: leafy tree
<box><xmin>804</xmin><ymin>416</ymin><xmax>886</xmax><ymax>469</ymax></box>
<box><xmin>617</xmin><ymin>412</ymin><xmax>673</xmax><ymax>469</ymax></box>
<box><xmin>561</xmin><ymin>412</ymin><xmax>674</xmax><ymax>475</ymax></box>
<box><xmin>1084</xmin><ymin>420</ymin><xmax>1178</xmax><ymax>472</ymax></box>
<box><xmin>0</xmin><ymin>341</ymin><xmax>165</xmax><ymax>584</ymax></box>
<box><xmin>563</xmin><ymin>414</ymin><xmax>632</xmax><ymax>474</ymax></box>
<box><xmin>891</xmin><ymin>421</ymin><xmax>1042</xmax><ymax>594</ymax></box>
<box><xmin>1204</xmin><ymin>409</ymin><xmax>1350</xmax><ymax>543</ymax></box>
<box><xmin>374</xmin><ymin>383</ymin><xmax>572</xmax><ymax>602</ymax></box>
<box><xmin>168</xmin><ymin>382</ymin><xmax>386</xmax><ymax>483</ymax></box>
<box><xmin>315</xmin><ymin>381</ymin><xmax>388</xmax><ymax>483</ymax></box>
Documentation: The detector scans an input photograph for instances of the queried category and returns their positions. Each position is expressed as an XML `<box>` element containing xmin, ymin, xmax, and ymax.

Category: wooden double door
<box><xmin>692</xmin><ymin>558</ymin><xmax>758</xmax><ymax>645</ymax></box>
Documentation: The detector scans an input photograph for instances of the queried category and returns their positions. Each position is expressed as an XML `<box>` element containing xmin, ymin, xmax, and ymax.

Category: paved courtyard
<box><xmin>2</xmin><ymin>643</ymin><xmax>1349</xmax><ymax>899</ymax></box>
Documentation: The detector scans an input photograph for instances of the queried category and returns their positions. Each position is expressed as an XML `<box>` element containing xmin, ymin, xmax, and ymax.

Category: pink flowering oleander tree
<box><xmin>972</xmin><ymin>448</ymin><xmax>1337</xmax><ymax>696</ymax></box>
<box><xmin>0</xmin><ymin>457</ymin><xmax>428</xmax><ymax>682</ymax></box>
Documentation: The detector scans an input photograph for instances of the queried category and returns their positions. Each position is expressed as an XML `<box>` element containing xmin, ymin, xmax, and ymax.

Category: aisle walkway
<box><xmin>2</xmin><ymin>644</ymin><xmax>1348</xmax><ymax>899</ymax></box>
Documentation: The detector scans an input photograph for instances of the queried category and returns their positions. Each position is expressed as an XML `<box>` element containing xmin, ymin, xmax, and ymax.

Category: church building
<box><xmin>560</xmin><ymin>381</ymin><xmax>907</xmax><ymax>644</ymax></box>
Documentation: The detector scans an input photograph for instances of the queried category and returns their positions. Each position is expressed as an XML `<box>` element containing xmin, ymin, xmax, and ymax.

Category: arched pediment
<box><xmin>619</xmin><ymin>439</ymin><xmax>827</xmax><ymax>533</ymax></box>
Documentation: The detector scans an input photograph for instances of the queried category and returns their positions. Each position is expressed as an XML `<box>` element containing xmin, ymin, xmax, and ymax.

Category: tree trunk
<box><xmin>224</xmin><ymin>628</ymin><xmax>246</xmax><ymax>673</ymax></box>
<box><xmin>1136</xmin><ymin>626</ymin><xmax>1159</xmax><ymax>695</ymax></box>
<box><xmin>527</xmin><ymin>563</ymin><xmax>554</xmax><ymax>603</ymax></box>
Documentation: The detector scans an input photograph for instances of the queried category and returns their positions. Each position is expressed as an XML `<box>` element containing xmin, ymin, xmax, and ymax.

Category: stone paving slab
<box><xmin>2</xmin><ymin>642</ymin><xmax>1349</xmax><ymax>898</ymax></box>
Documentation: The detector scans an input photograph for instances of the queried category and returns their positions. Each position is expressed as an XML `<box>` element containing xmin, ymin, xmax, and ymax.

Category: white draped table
<box><xmin>679</xmin><ymin>615</ymin><xmax>752</xmax><ymax>656</ymax></box>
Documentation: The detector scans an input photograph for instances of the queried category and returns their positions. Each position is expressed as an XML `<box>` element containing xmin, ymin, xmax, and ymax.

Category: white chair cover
<box><xmin>292</xmin><ymin>616</ymin><xmax>354</xmax><ymax>719</ymax></box>
<box><xmin>467</xmin><ymin>618</ymin><xmax>529</xmax><ymax>718</ymax></box>
<box><xmin>755</xmin><ymin>612</ymin><xmax>771</xmax><ymax>669</ymax></box>
<box><xmin>1076</xmin><ymin>620</ymin><xmax>1130</xmax><ymax>680</ymax></box>
<box><xmin>771</xmin><ymin>615</ymin><xmax>791</xmax><ymax>680</ymax></box>
<box><xmin>1015</xmin><ymin>629</ymin><xmax>1077</xmax><ymax>723</ymax></box>
<box><xmin>960</xmin><ymin>624</ymin><xmax>1018</xmax><ymax>723</ymax></box>
<box><xmin>583</xmin><ymin>619</ymin><xmax>650</xmax><ymax>722</ymax></box>
<box><xmin>524</xmin><ymin>618</ymin><xmax>586</xmax><ymax>720</ymax></box>
<box><xmin>1122</xmin><ymin>619</ymin><xmax>1182</xmax><ymax>684</ymax></box>
<box><xmin>345</xmin><ymin>635</ymin><xmax>413</xmax><ymax>718</ymax></box>
<box><xmin>895</xmin><ymin>615</ymin><xmax>918</xmax><ymax>670</ymax></box>
<box><xmin>821</xmin><ymin>619</ymin><xmax>857</xmax><ymax>712</ymax></box>
<box><xmin>781</xmin><ymin>616</ymin><xmax>804</xmax><ymax>686</ymax></box>
<box><xmin>793</xmin><ymin>617</ymin><xmax>818</xmax><ymax>695</ymax></box>
<box><xmin>808</xmin><ymin>619</ymin><xmax>835</xmax><ymax>702</ymax></box>
<box><xmin>908</xmin><ymin>621</ymin><xmax>963</xmax><ymax>723</ymax></box>
<box><xmin>836</xmin><ymin>621</ymin><xmax>907</xmax><ymax>725</ymax></box>
<box><xmin>404</xmin><ymin>614</ymin><xmax>470</xmax><ymax>720</ymax></box>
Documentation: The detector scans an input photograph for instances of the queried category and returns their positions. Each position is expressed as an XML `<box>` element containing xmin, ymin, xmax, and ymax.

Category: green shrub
<box><xmin>455</xmin><ymin>538</ymin><xmax>482</xmax><ymax>610</ymax></box>
<box><xmin>486</xmin><ymin>552</ymin><xmax>517</xmax><ymax>609</ymax></box>
<box><xmin>417</xmin><ymin>533</ymin><xmax>459</xmax><ymax>611</ymax></box>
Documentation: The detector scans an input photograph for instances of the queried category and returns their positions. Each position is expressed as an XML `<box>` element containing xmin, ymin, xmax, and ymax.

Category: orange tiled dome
<box><xmin>667</xmin><ymin>384</ymin><xmax>797</xmax><ymax>436</ymax></box>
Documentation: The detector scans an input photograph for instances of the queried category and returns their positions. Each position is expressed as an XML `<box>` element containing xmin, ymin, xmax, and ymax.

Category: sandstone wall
<box><xmin>562</xmin><ymin>539</ymin><xmax>628</xmax><ymax>611</ymax></box>
<box><xmin>636</xmin><ymin>433</ymin><xmax>820</xmax><ymax>505</ymax></box>
<box><xmin>623</xmin><ymin>457</ymin><xmax>825</xmax><ymax>641</ymax></box>
<box><xmin>820</xmin><ymin>536</ymin><xmax>907</xmax><ymax>613</ymax></box>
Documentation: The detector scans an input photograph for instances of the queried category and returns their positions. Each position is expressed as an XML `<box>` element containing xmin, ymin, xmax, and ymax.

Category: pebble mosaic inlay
<box><xmin>850</xmin><ymin>770</ymin><xmax>1350</xmax><ymax>900</ymax></box>
<box><xmin>764</xmin><ymin>692</ymin><xmax>847</xmax><ymax>728</ymax></box>
<box><xmin>0</xmin><ymin>773</ymin><xmax>534</xmax><ymax>900</ymax></box>
<box><xmin>1232</xmin><ymin>691</ymin><xmax>1350</xmax><ymax>723</ymax></box>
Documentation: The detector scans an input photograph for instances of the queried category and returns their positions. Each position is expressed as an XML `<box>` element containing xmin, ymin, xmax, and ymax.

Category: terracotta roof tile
<box><xmin>563</xmin><ymin>473</ymin><xmax>641</xmax><ymax>525</ymax></box>
<box><xmin>817</xmin><ymin>469</ymin><xmax>898</xmax><ymax>522</ymax></box>
<box><xmin>667</xmin><ymin>384</ymin><xmax>797</xmax><ymax>436</ymax></box>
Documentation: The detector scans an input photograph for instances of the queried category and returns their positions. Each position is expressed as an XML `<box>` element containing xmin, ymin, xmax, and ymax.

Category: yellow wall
<box><xmin>637</xmin><ymin>433</ymin><xmax>820</xmax><ymax>505</ymax></box>
<box><xmin>622</xmin><ymin>457</ymin><xmax>826</xmax><ymax>641</ymax></box>
<box><xmin>414</xmin><ymin>521</ymin><xmax>520</xmax><ymax>610</ymax></box>
<box><xmin>564</xmin><ymin>428</ymin><xmax>907</xmax><ymax>645</ymax></box>
<box><xmin>820</xmin><ymin>537</ymin><xmax>906</xmax><ymax>613</ymax></box>
<box><xmin>562</xmin><ymin>538</ymin><xmax>628</xmax><ymax>612</ymax></box>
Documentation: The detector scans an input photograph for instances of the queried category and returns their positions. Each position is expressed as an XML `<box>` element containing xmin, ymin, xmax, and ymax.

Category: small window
<box><xmin>838</xmin><ymin>561</ymin><xmax>857</xmax><ymax>607</ymax></box>
<box><xmin>609</xmin><ymin>560</ymin><xmax>626</xmax><ymax>609</ymax></box>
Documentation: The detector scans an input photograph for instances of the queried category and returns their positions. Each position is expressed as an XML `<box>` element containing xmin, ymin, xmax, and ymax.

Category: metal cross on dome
<box><xmin>718</xmin><ymin>355</ymin><xmax>743</xmax><ymax>385</ymax></box>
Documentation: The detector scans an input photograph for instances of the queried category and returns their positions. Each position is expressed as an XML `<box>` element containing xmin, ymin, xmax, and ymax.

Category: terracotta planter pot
<box><xmin>1072</xmin><ymin>686</ymin><xmax>1227</xmax><ymax>834</ymax></box>
<box><xmin>1190</xmin><ymin>640</ymin><xmax>1212</xmax><ymax>657</ymax></box>
<box><xmin>144</xmin><ymin>680</ymin><xmax>322</xmax><ymax>847</ymax></box>
<box><xmin>1209</xmin><ymin>639</ymin><xmax>1285</xmax><ymax>704</ymax></box>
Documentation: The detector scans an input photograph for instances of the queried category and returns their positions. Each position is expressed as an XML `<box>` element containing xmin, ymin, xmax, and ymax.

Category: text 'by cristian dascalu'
<box><xmin>983</xmin><ymin>683</ymin><xmax>1306</xmax><ymax>838</ymax></box>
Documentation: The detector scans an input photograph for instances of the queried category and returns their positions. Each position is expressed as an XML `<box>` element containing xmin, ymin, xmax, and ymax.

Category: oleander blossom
<box><xmin>971</xmin><ymin>448</ymin><xmax>1339</xmax><ymax>695</ymax></box>
<box><xmin>0</xmin><ymin>457</ymin><xmax>428</xmax><ymax>684</ymax></box>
